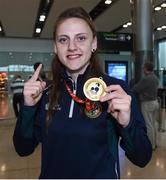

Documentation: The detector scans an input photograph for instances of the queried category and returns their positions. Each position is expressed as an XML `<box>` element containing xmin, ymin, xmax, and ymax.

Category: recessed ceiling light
<box><xmin>161</xmin><ymin>25</ymin><xmax>166</xmax><ymax>29</ymax></box>
<box><xmin>105</xmin><ymin>0</ymin><xmax>112</xmax><ymax>5</ymax></box>
<box><xmin>123</xmin><ymin>24</ymin><xmax>128</xmax><ymax>28</ymax></box>
<box><xmin>157</xmin><ymin>27</ymin><xmax>162</xmax><ymax>31</ymax></box>
<box><xmin>161</xmin><ymin>3</ymin><xmax>166</xmax><ymax>7</ymax></box>
<box><xmin>33</xmin><ymin>0</ymin><xmax>53</xmax><ymax>37</ymax></box>
<box><xmin>154</xmin><ymin>6</ymin><xmax>161</xmax><ymax>11</ymax></box>
<box><xmin>127</xmin><ymin>22</ymin><xmax>132</xmax><ymax>26</ymax></box>
<box><xmin>36</xmin><ymin>28</ymin><xmax>41</xmax><ymax>33</ymax></box>
<box><xmin>39</xmin><ymin>15</ymin><xmax>46</xmax><ymax>22</ymax></box>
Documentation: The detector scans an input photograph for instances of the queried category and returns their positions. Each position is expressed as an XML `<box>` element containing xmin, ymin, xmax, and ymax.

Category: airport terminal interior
<box><xmin>0</xmin><ymin>0</ymin><xmax>166</xmax><ymax>179</ymax></box>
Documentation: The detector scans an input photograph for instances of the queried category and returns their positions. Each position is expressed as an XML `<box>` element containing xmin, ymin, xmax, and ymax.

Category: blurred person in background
<box><xmin>133</xmin><ymin>62</ymin><xmax>159</xmax><ymax>150</ymax></box>
<box><xmin>10</xmin><ymin>74</ymin><xmax>24</xmax><ymax>118</ymax></box>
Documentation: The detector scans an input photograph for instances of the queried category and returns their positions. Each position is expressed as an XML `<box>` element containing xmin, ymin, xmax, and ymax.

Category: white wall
<box><xmin>0</xmin><ymin>38</ymin><xmax>133</xmax><ymax>84</ymax></box>
<box><xmin>0</xmin><ymin>37</ymin><xmax>54</xmax><ymax>52</ymax></box>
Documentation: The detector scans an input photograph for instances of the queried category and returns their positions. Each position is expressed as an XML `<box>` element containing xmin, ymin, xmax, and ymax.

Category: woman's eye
<box><xmin>77</xmin><ymin>36</ymin><xmax>86</xmax><ymax>42</ymax></box>
<box><xmin>57</xmin><ymin>37</ymin><xmax>68</xmax><ymax>44</ymax></box>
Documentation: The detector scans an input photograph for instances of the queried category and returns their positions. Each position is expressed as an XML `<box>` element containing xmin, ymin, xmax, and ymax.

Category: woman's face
<box><xmin>54</xmin><ymin>18</ymin><xmax>97</xmax><ymax>74</ymax></box>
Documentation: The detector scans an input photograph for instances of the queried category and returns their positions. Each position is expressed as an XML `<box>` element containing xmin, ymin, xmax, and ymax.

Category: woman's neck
<box><xmin>66</xmin><ymin>63</ymin><xmax>89</xmax><ymax>81</ymax></box>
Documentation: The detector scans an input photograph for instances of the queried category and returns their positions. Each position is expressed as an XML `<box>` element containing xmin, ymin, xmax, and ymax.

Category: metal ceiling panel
<box><xmin>94</xmin><ymin>0</ymin><xmax>131</xmax><ymax>32</ymax></box>
<box><xmin>0</xmin><ymin>0</ymin><xmax>40</xmax><ymax>38</ymax></box>
<box><xmin>41</xmin><ymin>0</ymin><xmax>101</xmax><ymax>39</ymax></box>
<box><xmin>0</xmin><ymin>0</ymin><xmax>165</xmax><ymax>40</ymax></box>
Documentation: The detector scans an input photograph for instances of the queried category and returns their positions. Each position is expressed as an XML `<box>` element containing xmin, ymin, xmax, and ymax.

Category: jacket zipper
<box><xmin>68</xmin><ymin>80</ymin><xmax>77</xmax><ymax>118</ymax></box>
<box><xmin>115</xmin><ymin>161</ymin><xmax>119</xmax><ymax>179</ymax></box>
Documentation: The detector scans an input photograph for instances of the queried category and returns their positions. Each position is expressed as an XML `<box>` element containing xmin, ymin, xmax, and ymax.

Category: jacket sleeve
<box><xmin>118</xmin><ymin>83</ymin><xmax>152</xmax><ymax>167</ymax></box>
<box><xmin>13</xmin><ymin>105</ymin><xmax>42</xmax><ymax>156</ymax></box>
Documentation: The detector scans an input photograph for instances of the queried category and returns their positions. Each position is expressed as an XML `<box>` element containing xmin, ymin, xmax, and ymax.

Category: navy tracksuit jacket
<box><xmin>13</xmin><ymin>70</ymin><xmax>152</xmax><ymax>179</ymax></box>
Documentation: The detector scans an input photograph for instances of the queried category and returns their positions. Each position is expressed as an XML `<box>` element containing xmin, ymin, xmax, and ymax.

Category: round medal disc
<box><xmin>83</xmin><ymin>78</ymin><xmax>107</xmax><ymax>101</ymax></box>
<box><xmin>84</xmin><ymin>102</ymin><xmax>102</xmax><ymax>118</ymax></box>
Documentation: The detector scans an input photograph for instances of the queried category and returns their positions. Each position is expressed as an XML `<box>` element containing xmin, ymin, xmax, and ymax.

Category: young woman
<box><xmin>13</xmin><ymin>7</ymin><xmax>152</xmax><ymax>179</ymax></box>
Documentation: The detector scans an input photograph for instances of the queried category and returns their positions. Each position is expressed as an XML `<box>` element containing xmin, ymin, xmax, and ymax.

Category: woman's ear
<box><xmin>91</xmin><ymin>36</ymin><xmax>97</xmax><ymax>52</ymax></box>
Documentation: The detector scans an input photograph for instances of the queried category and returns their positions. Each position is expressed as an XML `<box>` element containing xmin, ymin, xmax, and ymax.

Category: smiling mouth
<box><xmin>67</xmin><ymin>54</ymin><xmax>81</xmax><ymax>60</ymax></box>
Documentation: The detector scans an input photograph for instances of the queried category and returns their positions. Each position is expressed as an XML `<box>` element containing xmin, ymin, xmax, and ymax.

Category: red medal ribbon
<box><xmin>64</xmin><ymin>80</ymin><xmax>94</xmax><ymax>111</ymax></box>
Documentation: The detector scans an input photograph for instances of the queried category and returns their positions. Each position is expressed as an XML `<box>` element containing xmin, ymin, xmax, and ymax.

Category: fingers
<box><xmin>23</xmin><ymin>67</ymin><xmax>46</xmax><ymax>106</ymax></box>
<box><xmin>23</xmin><ymin>81</ymin><xmax>46</xmax><ymax>97</ymax></box>
<box><xmin>100</xmin><ymin>84</ymin><xmax>127</xmax><ymax>102</ymax></box>
<box><xmin>107</xmin><ymin>97</ymin><xmax>131</xmax><ymax>113</ymax></box>
<box><xmin>29</xmin><ymin>64</ymin><xmax>43</xmax><ymax>82</ymax></box>
<box><xmin>99</xmin><ymin>84</ymin><xmax>131</xmax><ymax>113</ymax></box>
<box><xmin>100</xmin><ymin>84</ymin><xmax>131</xmax><ymax>127</ymax></box>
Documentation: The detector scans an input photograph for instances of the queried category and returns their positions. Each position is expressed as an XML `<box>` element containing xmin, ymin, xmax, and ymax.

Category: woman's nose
<box><xmin>68</xmin><ymin>39</ymin><xmax>77</xmax><ymax>51</ymax></box>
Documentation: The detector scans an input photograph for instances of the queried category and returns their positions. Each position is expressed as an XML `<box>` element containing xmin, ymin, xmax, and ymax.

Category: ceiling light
<box><xmin>157</xmin><ymin>27</ymin><xmax>162</xmax><ymax>31</ymax></box>
<box><xmin>33</xmin><ymin>0</ymin><xmax>54</xmax><ymax>37</ymax></box>
<box><xmin>154</xmin><ymin>6</ymin><xmax>161</xmax><ymax>11</ymax></box>
<box><xmin>39</xmin><ymin>15</ymin><xmax>46</xmax><ymax>22</ymax></box>
<box><xmin>161</xmin><ymin>3</ymin><xmax>166</xmax><ymax>7</ymax></box>
<box><xmin>161</xmin><ymin>25</ymin><xmax>166</xmax><ymax>29</ymax></box>
<box><xmin>127</xmin><ymin>22</ymin><xmax>132</xmax><ymax>26</ymax></box>
<box><xmin>36</xmin><ymin>28</ymin><xmax>41</xmax><ymax>33</ymax></box>
<box><xmin>105</xmin><ymin>0</ymin><xmax>112</xmax><ymax>5</ymax></box>
<box><xmin>123</xmin><ymin>24</ymin><xmax>128</xmax><ymax>28</ymax></box>
<box><xmin>0</xmin><ymin>27</ymin><xmax>2</xmax><ymax>31</ymax></box>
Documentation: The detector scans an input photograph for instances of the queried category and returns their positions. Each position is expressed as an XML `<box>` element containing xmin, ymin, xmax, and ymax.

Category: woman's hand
<box><xmin>100</xmin><ymin>85</ymin><xmax>131</xmax><ymax>128</ymax></box>
<box><xmin>23</xmin><ymin>64</ymin><xmax>46</xmax><ymax>106</ymax></box>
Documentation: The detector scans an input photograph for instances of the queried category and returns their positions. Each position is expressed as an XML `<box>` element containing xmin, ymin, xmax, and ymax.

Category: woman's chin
<box><xmin>67</xmin><ymin>67</ymin><xmax>81</xmax><ymax>73</ymax></box>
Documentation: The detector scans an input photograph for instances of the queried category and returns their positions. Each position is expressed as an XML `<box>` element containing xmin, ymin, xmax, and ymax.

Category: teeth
<box><xmin>67</xmin><ymin>55</ymin><xmax>80</xmax><ymax>59</ymax></box>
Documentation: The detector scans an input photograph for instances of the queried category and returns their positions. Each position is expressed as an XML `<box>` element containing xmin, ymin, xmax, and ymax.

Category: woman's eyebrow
<box><xmin>56</xmin><ymin>34</ymin><xmax>68</xmax><ymax>38</ymax></box>
<box><xmin>57</xmin><ymin>33</ymin><xmax>88</xmax><ymax>37</ymax></box>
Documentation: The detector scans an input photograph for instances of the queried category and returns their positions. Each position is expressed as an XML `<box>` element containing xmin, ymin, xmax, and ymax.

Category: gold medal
<box><xmin>64</xmin><ymin>79</ymin><xmax>104</xmax><ymax>119</ymax></box>
<box><xmin>84</xmin><ymin>101</ymin><xmax>102</xmax><ymax>118</ymax></box>
<box><xmin>83</xmin><ymin>77</ymin><xmax>107</xmax><ymax>101</ymax></box>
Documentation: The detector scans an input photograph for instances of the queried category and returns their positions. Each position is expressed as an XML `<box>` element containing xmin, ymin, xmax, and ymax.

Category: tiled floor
<box><xmin>120</xmin><ymin>130</ymin><xmax>166</xmax><ymax>179</ymax></box>
<box><xmin>0</xmin><ymin>92</ymin><xmax>41</xmax><ymax>178</ymax></box>
<box><xmin>0</xmin><ymin>124</ymin><xmax>41</xmax><ymax>178</ymax></box>
<box><xmin>0</xmin><ymin>92</ymin><xmax>166</xmax><ymax>179</ymax></box>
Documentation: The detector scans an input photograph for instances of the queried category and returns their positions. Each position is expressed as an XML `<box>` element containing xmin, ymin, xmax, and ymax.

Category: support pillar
<box><xmin>131</xmin><ymin>0</ymin><xmax>154</xmax><ymax>83</ymax></box>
